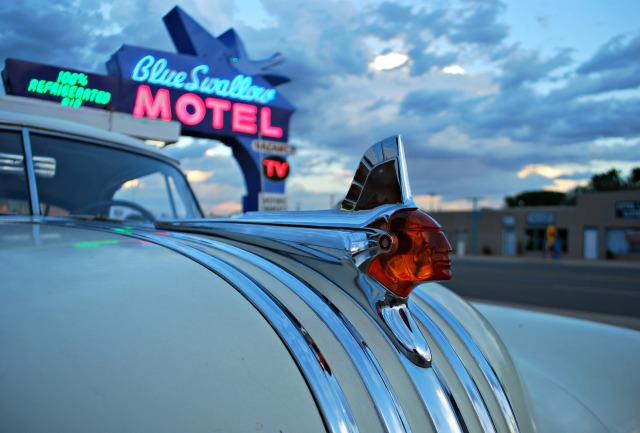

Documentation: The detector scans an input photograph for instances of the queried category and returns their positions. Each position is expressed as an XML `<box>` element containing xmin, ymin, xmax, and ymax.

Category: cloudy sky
<box><xmin>1</xmin><ymin>0</ymin><xmax>639</xmax><ymax>215</ymax></box>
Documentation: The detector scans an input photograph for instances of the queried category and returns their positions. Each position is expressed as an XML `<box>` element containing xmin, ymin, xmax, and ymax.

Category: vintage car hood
<box><xmin>1</xmin><ymin>217</ymin><xmax>541</xmax><ymax>433</ymax></box>
<box><xmin>0</xmin><ymin>221</ymin><xmax>326</xmax><ymax>432</ymax></box>
<box><xmin>152</xmin><ymin>216</ymin><xmax>539</xmax><ymax>433</ymax></box>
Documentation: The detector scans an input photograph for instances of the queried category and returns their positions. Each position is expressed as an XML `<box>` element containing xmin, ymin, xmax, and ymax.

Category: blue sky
<box><xmin>1</xmin><ymin>0</ymin><xmax>638</xmax><ymax>215</ymax></box>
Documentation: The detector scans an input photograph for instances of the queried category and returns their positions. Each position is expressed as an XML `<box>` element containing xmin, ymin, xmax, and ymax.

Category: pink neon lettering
<box><xmin>205</xmin><ymin>98</ymin><xmax>232</xmax><ymax>129</ymax></box>
<box><xmin>232</xmin><ymin>103</ymin><xmax>258</xmax><ymax>134</ymax></box>
<box><xmin>133</xmin><ymin>85</ymin><xmax>171</xmax><ymax>120</ymax></box>
<box><xmin>175</xmin><ymin>93</ymin><xmax>205</xmax><ymax>126</ymax></box>
<box><xmin>132</xmin><ymin>87</ymin><xmax>285</xmax><ymax>137</ymax></box>
<box><xmin>259</xmin><ymin>107</ymin><xmax>283</xmax><ymax>139</ymax></box>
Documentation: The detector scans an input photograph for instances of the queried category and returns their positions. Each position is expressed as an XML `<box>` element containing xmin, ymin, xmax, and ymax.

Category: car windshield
<box><xmin>0</xmin><ymin>129</ymin><xmax>202</xmax><ymax>222</ymax></box>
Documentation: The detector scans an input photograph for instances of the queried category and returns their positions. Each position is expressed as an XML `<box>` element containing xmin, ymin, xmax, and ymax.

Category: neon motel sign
<box><xmin>2</xmin><ymin>6</ymin><xmax>295</xmax><ymax>212</ymax></box>
<box><xmin>129</xmin><ymin>55</ymin><xmax>283</xmax><ymax>139</ymax></box>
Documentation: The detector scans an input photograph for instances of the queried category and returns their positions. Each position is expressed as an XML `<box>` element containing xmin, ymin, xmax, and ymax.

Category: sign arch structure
<box><xmin>109</xmin><ymin>7</ymin><xmax>296</xmax><ymax>212</ymax></box>
<box><xmin>3</xmin><ymin>6</ymin><xmax>295</xmax><ymax>212</ymax></box>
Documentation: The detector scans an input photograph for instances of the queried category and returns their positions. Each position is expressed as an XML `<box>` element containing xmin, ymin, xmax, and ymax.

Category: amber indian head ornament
<box><xmin>339</xmin><ymin>135</ymin><xmax>453</xmax><ymax>297</ymax></box>
<box><xmin>369</xmin><ymin>209</ymin><xmax>453</xmax><ymax>297</ymax></box>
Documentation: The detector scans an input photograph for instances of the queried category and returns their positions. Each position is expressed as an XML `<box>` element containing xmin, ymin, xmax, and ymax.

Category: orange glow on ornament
<box><xmin>368</xmin><ymin>210</ymin><xmax>452</xmax><ymax>297</ymax></box>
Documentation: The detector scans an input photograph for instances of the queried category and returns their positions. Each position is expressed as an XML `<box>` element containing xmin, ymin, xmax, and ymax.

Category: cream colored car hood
<box><xmin>0</xmin><ymin>222</ymin><xmax>325</xmax><ymax>432</ymax></box>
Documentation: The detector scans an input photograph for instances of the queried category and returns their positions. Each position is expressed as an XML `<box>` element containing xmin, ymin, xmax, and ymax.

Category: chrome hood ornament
<box><xmin>158</xmin><ymin>135</ymin><xmax>453</xmax><ymax>368</ymax></box>
<box><xmin>341</xmin><ymin>135</ymin><xmax>414</xmax><ymax>211</ymax></box>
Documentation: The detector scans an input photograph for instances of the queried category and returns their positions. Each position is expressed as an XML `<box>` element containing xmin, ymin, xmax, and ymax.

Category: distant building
<box><xmin>428</xmin><ymin>190</ymin><xmax>640</xmax><ymax>261</ymax></box>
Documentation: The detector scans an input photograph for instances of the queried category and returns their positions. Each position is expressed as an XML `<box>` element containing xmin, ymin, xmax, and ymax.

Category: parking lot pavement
<box><xmin>441</xmin><ymin>254</ymin><xmax>640</xmax><ymax>331</ymax></box>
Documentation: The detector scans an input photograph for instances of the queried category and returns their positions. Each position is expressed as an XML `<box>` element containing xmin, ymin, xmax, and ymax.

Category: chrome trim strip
<box><xmin>164</xmin><ymin>136</ymin><xmax>416</xmax><ymax>229</ymax></box>
<box><xmin>167</xmin><ymin>231</ymin><xmax>412</xmax><ymax>433</ymax></box>
<box><xmin>21</xmin><ymin>127</ymin><xmax>40</xmax><ymax>216</ymax></box>
<box><xmin>410</xmin><ymin>299</ymin><xmax>496</xmax><ymax>433</ymax></box>
<box><xmin>41</xmin><ymin>220</ymin><xmax>474</xmax><ymax>433</ymax></box>
<box><xmin>163</xmin><ymin>225</ymin><xmax>467</xmax><ymax>432</ymax></box>
<box><xmin>158</xmin><ymin>220</ymin><xmax>433</xmax><ymax>367</ymax></box>
<box><xmin>361</xmin><ymin>280</ymin><xmax>464</xmax><ymax>433</ymax></box>
<box><xmin>414</xmin><ymin>291</ymin><xmax>520</xmax><ymax>433</ymax></box>
<box><xmin>340</xmin><ymin>136</ymin><xmax>415</xmax><ymax>211</ymax></box>
<box><xmin>167</xmin><ymin>204</ymin><xmax>400</xmax><ymax>230</ymax></box>
<box><xmin>399</xmin><ymin>358</ymin><xmax>466</xmax><ymax>433</ymax></box>
<box><xmin>103</xmin><ymin>228</ymin><xmax>359</xmax><ymax>433</ymax></box>
<box><xmin>396</xmin><ymin>135</ymin><xmax>413</xmax><ymax>203</ymax></box>
<box><xmin>210</xmin><ymin>229</ymin><xmax>462</xmax><ymax>433</ymax></box>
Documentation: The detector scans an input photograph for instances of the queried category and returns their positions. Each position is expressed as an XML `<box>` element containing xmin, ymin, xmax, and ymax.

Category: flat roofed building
<box><xmin>429</xmin><ymin>190</ymin><xmax>640</xmax><ymax>261</ymax></box>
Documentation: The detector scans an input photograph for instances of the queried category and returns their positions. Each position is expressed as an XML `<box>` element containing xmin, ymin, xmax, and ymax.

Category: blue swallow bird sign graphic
<box><xmin>108</xmin><ymin>6</ymin><xmax>295</xmax><ymax>211</ymax></box>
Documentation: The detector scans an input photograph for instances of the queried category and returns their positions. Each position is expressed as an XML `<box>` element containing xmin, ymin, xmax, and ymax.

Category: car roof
<box><xmin>0</xmin><ymin>108</ymin><xmax>180</xmax><ymax>166</ymax></box>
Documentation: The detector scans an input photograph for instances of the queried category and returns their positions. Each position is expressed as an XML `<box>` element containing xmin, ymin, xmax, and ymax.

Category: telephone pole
<box><xmin>470</xmin><ymin>196</ymin><xmax>482</xmax><ymax>255</ymax></box>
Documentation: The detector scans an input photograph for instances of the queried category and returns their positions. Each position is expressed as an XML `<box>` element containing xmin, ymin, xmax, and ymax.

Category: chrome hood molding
<box><xmin>150</xmin><ymin>136</ymin><xmax>532</xmax><ymax>432</ymax></box>
<box><xmin>158</xmin><ymin>136</ymin><xmax>433</xmax><ymax>368</ymax></box>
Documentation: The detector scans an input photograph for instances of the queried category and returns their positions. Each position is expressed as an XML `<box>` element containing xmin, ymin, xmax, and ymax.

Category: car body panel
<box><xmin>475</xmin><ymin>302</ymin><xmax>640</xmax><ymax>433</ymax></box>
<box><xmin>0</xmin><ymin>222</ymin><xmax>326</xmax><ymax>433</ymax></box>
<box><xmin>154</xmin><ymin>218</ymin><xmax>536</xmax><ymax>433</ymax></box>
<box><xmin>2</xmin><ymin>218</ymin><xmax>537</xmax><ymax>433</ymax></box>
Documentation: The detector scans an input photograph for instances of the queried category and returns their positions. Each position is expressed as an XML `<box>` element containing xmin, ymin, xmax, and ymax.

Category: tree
<box><xmin>590</xmin><ymin>168</ymin><xmax>624</xmax><ymax>191</ymax></box>
<box><xmin>505</xmin><ymin>190</ymin><xmax>568</xmax><ymax>207</ymax></box>
<box><xmin>630</xmin><ymin>167</ymin><xmax>640</xmax><ymax>188</ymax></box>
<box><xmin>587</xmin><ymin>167</ymin><xmax>640</xmax><ymax>191</ymax></box>
<box><xmin>504</xmin><ymin>166</ymin><xmax>640</xmax><ymax>208</ymax></box>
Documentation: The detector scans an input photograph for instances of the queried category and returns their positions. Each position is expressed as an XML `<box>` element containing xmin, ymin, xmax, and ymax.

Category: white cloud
<box><xmin>211</xmin><ymin>200</ymin><xmax>243</xmax><ymax>217</ymax></box>
<box><xmin>191</xmin><ymin>182</ymin><xmax>245</xmax><ymax>216</ymax></box>
<box><xmin>517</xmin><ymin>164</ymin><xmax>573</xmax><ymax>179</ymax></box>
<box><xmin>518</xmin><ymin>160</ymin><xmax>640</xmax><ymax>180</ymax></box>
<box><xmin>287</xmin><ymin>153</ymin><xmax>353</xmax><ymax>195</ymax></box>
<box><xmin>185</xmin><ymin>170</ymin><xmax>214</xmax><ymax>183</ymax></box>
<box><xmin>428</xmin><ymin>127</ymin><xmax>474</xmax><ymax>151</ymax></box>
<box><xmin>442</xmin><ymin>65</ymin><xmax>465</xmax><ymax>74</ymax></box>
<box><xmin>414</xmin><ymin>193</ymin><xmax>442</xmax><ymax>211</ymax></box>
<box><xmin>593</xmin><ymin>136</ymin><xmax>640</xmax><ymax>148</ymax></box>
<box><xmin>370</xmin><ymin>52</ymin><xmax>410</xmax><ymax>71</ymax></box>
<box><xmin>205</xmin><ymin>144</ymin><xmax>233</xmax><ymax>157</ymax></box>
<box><xmin>543</xmin><ymin>178</ymin><xmax>590</xmax><ymax>192</ymax></box>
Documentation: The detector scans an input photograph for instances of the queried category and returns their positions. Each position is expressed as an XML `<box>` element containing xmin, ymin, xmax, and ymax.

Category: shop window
<box><xmin>607</xmin><ymin>229</ymin><xmax>640</xmax><ymax>256</ymax></box>
<box><xmin>629</xmin><ymin>232</ymin><xmax>640</xmax><ymax>254</ymax></box>
<box><xmin>524</xmin><ymin>228</ymin><xmax>568</xmax><ymax>252</ymax></box>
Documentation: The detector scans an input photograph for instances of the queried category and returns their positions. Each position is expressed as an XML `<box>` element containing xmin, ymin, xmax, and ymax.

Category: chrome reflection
<box><xmin>354</xmin><ymin>274</ymin><xmax>464</xmax><ymax>433</ymax></box>
<box><xmin>378</xmin><ymin>300</ymin><xmax>432</xmax><ymax>367</ymax></box>
<box><xmin>410</xmin><ymin>299</ymin><xmax>496</xmax><ymax>433</ymax></box>
<box><xmin>414</xmin><ymin>290</ymin><xmax>521</xmax><ymax>433</ymax></box>
<box><xmin>159</xmin><ymin>137</ymin><xmax>435</xmax><ymax>369</ymax></box>
<box><xmin>102</xmin><ymin>228</ymin><xmax>359</xmax><ymax>433</ymax></box>
<box><xmin>163</xmin><ymin>216</ymin><xmax>434</xmax><ymax>368</ymax></box>
<box><xmin>167</xmin><ymin>231</ymin><xmax>412</xmax><ymax>433</ymax></box>
<box><xmin>341</xmin><ymin>136</ymin><xmax>412</xmax><ymax>211</ymax></box>
<box><xmin>0</xmin><ymin>152</ymin><xmax>56</xmax><ymax>178</ymax></box>
<box><xmin>401</xmin><ymin>362</ymin><xmax>466</xmax><ymax>433</ymax></box>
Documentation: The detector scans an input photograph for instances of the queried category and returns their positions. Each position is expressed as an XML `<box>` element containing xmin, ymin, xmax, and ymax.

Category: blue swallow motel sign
<box><xmin>2</xmin><ymin>6</ymin><xmax>295</xmax><ymax>212</ymax></box>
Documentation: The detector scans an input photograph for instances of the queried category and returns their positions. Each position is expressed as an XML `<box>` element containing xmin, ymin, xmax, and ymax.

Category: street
<box><xmin>439</xmin><ymin>255</ymin><xmax>640</xmax><ymax>330</ymax></box>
